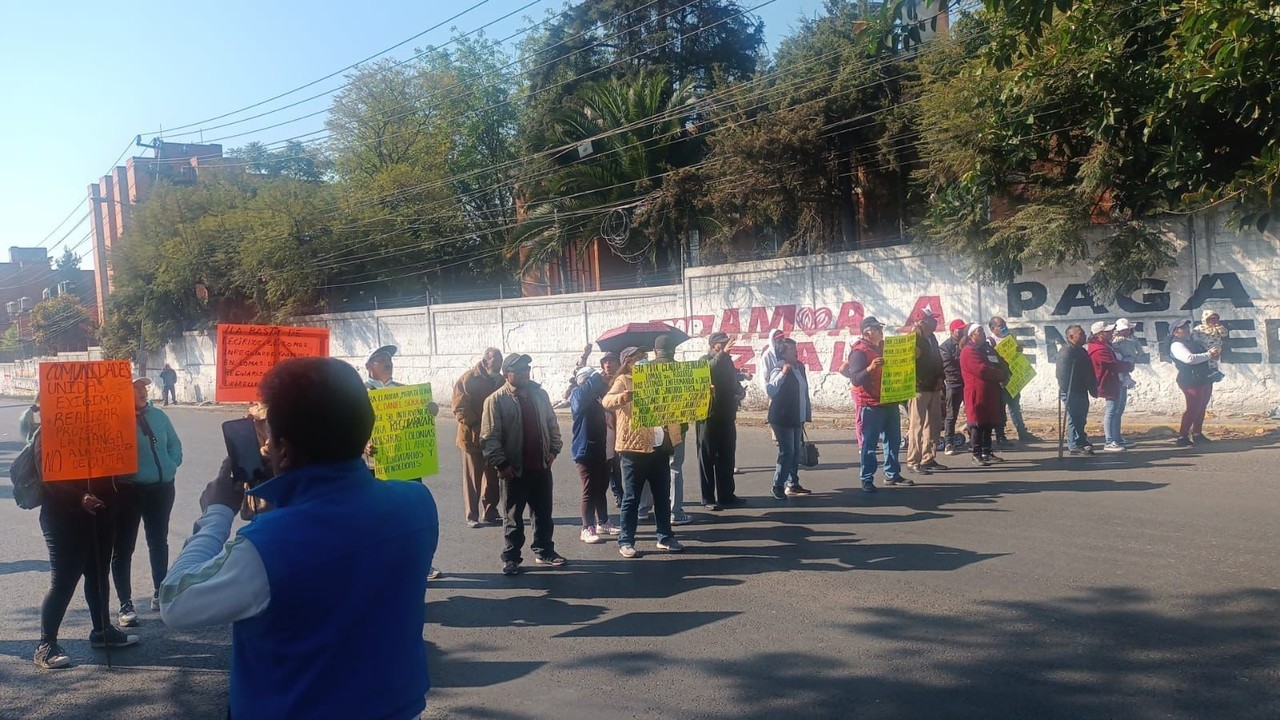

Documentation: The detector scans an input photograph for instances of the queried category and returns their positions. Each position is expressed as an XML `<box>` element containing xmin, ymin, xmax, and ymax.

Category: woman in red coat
<box><xmin>960</xmin><ymin>324</ymin><xmax>1009</xmax><ymax>466</ymax></box>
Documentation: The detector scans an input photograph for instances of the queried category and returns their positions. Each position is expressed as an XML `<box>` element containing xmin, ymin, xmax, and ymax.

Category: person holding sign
<box><xmin>766</xmin><ymin>339</ymin><xmax>812</xmax><ymax>500</ymax></box>
<box><xmin>481</xmin><ymin>353</ymin><xmax>567</xmax><ymax>576</ymax></box>
<box><xmin>844</xmin><ymin>317</ymin><xmax>912</xmax><ymax>491</ymax></box>
<box><xmin>111</xmin><ymin>377</ymin><xmax>184</xmax><ymax>628</ymax></box>
<box><xmin>652</xmin><ymin>335</ymin><xmax>695</xmax><ymax>525</ymax></box>
<box><xmin>160</xmin><ymin>358</ymin><xmax>439</xmax><ymax>720</ymax></box>
<box><xmin>603</xmin><ymin>347</ymin><xmax>685</xmax><ymax>558</ymax></box>
<box><xmin>988</xmin><ymin>317</ymin><xmax>1040</xmax><ymax>445</ymax></box>
<box><xmin>961</xmin><ymin>324</ymin><xmax>1010</xmax><ymax>466</ymax></box>
<box><xmin>453</xmin><ymin>348</ymin><xmax>505</xmax><ymax>528</ymax></box>
<box><xmin>365</xmin><ymin>345</ymin><xmax>442</xmax><ymax>580</ymax></box>
<box><xmin>1088</xmin><ymin>321</ymin><xmax>1135</xmax><ymax>452</ymax></box>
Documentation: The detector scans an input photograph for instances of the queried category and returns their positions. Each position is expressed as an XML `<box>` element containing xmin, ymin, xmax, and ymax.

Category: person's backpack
<box><xmin>10</xmin><ymin>429</ymin><xmax>44</xmax><ymax>510</ymax></box>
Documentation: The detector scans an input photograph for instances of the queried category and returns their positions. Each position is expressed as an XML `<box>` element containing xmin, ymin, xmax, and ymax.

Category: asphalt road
<box><xmin>0</xmin><ymin>402</ymin><xmax>1278</xmax><ymax>719</ymax></box>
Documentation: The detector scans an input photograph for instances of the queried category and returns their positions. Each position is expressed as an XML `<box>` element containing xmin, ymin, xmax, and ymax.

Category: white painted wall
<box><xmin>4</xmin><ymin>215</ymin><xmax>1277</xmax><ymax>417</ymax></box>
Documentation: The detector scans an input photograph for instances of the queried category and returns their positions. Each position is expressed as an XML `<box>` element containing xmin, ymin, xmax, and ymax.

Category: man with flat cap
<box><xmin>481</xmin><ymin>353</ymin><xmax>566</xmax><ymax>576</ymax></box>
<box><xmin>363</xmin><ymin>345</ymin><xmax>441</xmax><ymax>579</ymax></box>
<box><xmin>699</xmin><ymin>332</ymin><xmax>744</xmax><ymax>510</ymax></box>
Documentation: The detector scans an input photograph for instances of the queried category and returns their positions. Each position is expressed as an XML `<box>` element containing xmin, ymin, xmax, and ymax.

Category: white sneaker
<box><xmin>618</xmin><ymin>544</ymin><xmax>638</xmax><ymax>558</ymax></box>
<box><xmin>656</xmin><ymin>538</ymin><xmax>684</xmax><ymax>553</ymax></box>
<box><xmin>1103</xmin><ymin>443</ymin><xmax>1126</xmax><ymax>452</ymax></box>
<box><xmin>580</xmin><ymin>526</ymin><xmax>603</xmax><ymax>545</ymax></box>
<box><xmin>597</xmin><ymin>521</ymin><xmax>621</xmax><ymax>536</ymax></box>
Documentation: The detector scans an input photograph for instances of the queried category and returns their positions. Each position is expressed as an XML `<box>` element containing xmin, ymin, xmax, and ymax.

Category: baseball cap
<box><xmin>367</xmin><ymin>345</ymin><xmax>397</xmax><ymax>366</ymax></box>
<box><xmin>948</xmin><ymin>319</ymin><xmax>967</xmax><ymax>333</ymax></box>
<box><xmin>500</xmin><ymin>353</ymin><xmax>532</xmax><ymax>373</ymax></box>
<box><xmin>574</xmin><ymin>366</ymin><xmax>597</xmax><ymax>384</ymax></box>
<box><xmin>1115</xmin><ymin>318</ymin><xmax>1133</xmax><ymax>331</ymax></box>
<box><xmin>1172</xmin><ymin>318</ymin><xmax>1192</xmax><ymax>331</ymax></box>
<box><xmin>860</xmin><ymin>316</ymin><xmax>885</xmax><ymax>332</ymax></box>
<box><xmin>1090</xmin><ymin>321</ymin><xmax>1116</xmax><ymax>335</ymax></box>
<box><xmin>620</xmin><ymin>346</ymin><xmax>644</xmax><ymax>364</ymax></box>
<box><xmin>132</xmin><ymin>377</ymin><xmax>152</xmax><ymax>387</ymax></box>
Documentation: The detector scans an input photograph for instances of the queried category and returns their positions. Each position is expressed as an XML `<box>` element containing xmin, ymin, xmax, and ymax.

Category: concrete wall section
<box><xmin>2</xmin><ymin>215</ymin><xmax>1275</xmax><ymax>417</ymax></box>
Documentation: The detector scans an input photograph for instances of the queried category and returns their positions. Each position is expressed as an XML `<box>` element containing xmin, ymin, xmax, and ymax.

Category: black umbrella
<box><xmin>595</xmin><ymin>322</ymin><xmax>690</xmax><ymax>354</ymax></box>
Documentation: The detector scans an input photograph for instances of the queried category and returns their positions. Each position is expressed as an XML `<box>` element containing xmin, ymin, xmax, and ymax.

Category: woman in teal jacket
<box><xmin>111</xmin><ymin>378</ymin><xmax>183</xmax><ymax>627</ymax></box>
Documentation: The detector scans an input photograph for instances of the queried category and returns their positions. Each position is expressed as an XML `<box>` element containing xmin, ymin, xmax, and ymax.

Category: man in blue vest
<box><xmin>160</xmin><ymin>357</ymin><xmax>439</xmax><ymax>720</ymax></box>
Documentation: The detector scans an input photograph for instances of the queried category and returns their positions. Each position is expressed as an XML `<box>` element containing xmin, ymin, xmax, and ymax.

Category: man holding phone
<box><xmin>160</xmin><ymin>357</ymin><xmax>439</xmax><ymax>719</ymax></box>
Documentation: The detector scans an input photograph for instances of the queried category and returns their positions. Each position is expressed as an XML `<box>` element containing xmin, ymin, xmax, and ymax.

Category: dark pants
<box><xmin>576</xmin><ymin>461</ymin><xmax>610</xmax><ymax>528</ymax></box>
<box><xmin>999</xmin><ymin>389</ymin><xmax>1028</xmax><ymax>439</ymax></box>
<box><xmin>39</xmin><ymin>497</ymin><xmax>116</xmax><ymax>644</ymax></box>
<box><xmin>619</xmin><ymin>451</ymin><xmax>674</xmax><ymax>547</ymax></box>
<box><xmin>162</xmin><ymin>385</ymin><xmax>176</xmax><ymax>406</ymax></box>
<box><xmin>500</xmin><ymin>469</ymin><xmax>555</xmax><ymax>563</ymax></box>
<box><xmin>943</xmin><ymin>384</ymin><xmax>964</xmax><ymax>447</ymax></box>
<box><xmin>698</xmin><ymin>418</ymin><xmax>736</xmax><ymax>504</ymax></box>
<box><xmin>1065</xmin><ymin>391</ymin><xmax>1092</xmax><ymax>450</ymax></box>
<box><xmin>971</xmin><ymin>423</ymin><xmax>995</xmax><ymax>458</ymax></box>
<box><xmin>1179</xmin><ymin>384</ymin><xmax>1213</xmax><ymax>437</ymax></box>
<box><xmin>608</xmin><ymin>456</ymin><xmax>623</xmax><ymax>506</ymax></box>
<box><xmin>112</xmin><ymin>482</ymin><xmax>176</xmax><ymax>604</ymax></box>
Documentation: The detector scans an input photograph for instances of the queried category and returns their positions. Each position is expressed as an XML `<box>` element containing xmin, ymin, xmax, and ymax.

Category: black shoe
<box><xmin>89</xmin><ymin>626</ymin><xmax>139</xmax><ymax>649</ymax></box>
<box><xmin>721</xmin><ymin>495</ymin><xmax>746</xmax><ymax>506</ymax></box>
<box><xmin>703</xmin><ymin>502</ymin><xmax>721</xmax><ymax>511</ymax></box>
<box><xmin>889</xmin><ymin>475</ymin><xmax>915</xmax><ymax>486</ymax></box>
<box><xmin>534</xmin><ymin>552</ymin><xmax>567</xmax><ymax>566</ymax></box>
<box><xmin>784</xmin><ymin>484</ymin><xmax>812</xmax><ymax>496</ymax></box>
<box><xmin>906</xmin><ymin>463</ymin><xmax>931</xmax><ymax>476</ymax></box>
<box><xmin>984</xmin><ymin>454</ymin><xmax>1006</xmax><ymax>463</ymax></box>
<box><xmin>34</xmin><ymin>642</ymin><xmax>71</xmax><ymax>669</ymax></box>
<box><xmin>1175</xmin><ymin>436</ymin><xmax>1194</xmax><ymax>447</ymax></box>
<box><xmin>922</xmin><ymin>460</ymin><xmax>946</xmax><ymax>471</ymax></box>
<box><xmin>971</xmin><ymin>455</ymin><xmax>991</xmax><ymax>467</ymax></box>
<box><xmin>1192</xmin><ymin>433</ymin><xmax>1213</xmax><ymax>444</ymax></box>
<box><xmin>502</xmin><ymin>560</ymin><xmax>521</xmax><ymax>576</ymax></box>
<box><xmin>771</xmin><ymin>487</ymin><xmax>787</xmax><ymax>500</ymax></box>
<box><xmin>861</xmin><ymin>483</ymin><xmax>877</xmax><ymax>493</ymax></box>
<box><xmin>486</xmin><ymin>516</ymin><xmax>503</xmax><ymax>525</ymax></box>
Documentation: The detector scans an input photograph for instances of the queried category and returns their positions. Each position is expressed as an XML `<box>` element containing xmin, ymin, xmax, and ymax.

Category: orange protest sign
<box><xmin>39</xmin><ymin>361</ymin><xmax>139</xmax><ymax>482</ymax></box>
<box><xmin>216</xmin><ymin>324</ymin><xmax>330</xmax><ymax>402</ymax></box>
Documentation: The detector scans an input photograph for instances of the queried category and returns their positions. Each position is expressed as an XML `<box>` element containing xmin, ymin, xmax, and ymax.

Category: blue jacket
<box><xmin>570</xmin><ymin>374</ymin><xmax>607</xmax><ymax>464</ymax></box>
<box><xmin>234</xmin><ymin>460</ymin><xmax>438</xmax><ymax>720</ymax></box>
<box><xmin>132</xmin><ymin>405</ymin><xmax>183</xmax><ymax>485</ymax></box>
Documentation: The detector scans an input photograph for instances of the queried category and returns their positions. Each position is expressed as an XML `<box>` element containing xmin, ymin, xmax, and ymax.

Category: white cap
<box><xmin>1115</xmin><ymin>318</ymin><xmax>1133</xmax><ymax>331</ymax></box>
<box><xmin>967</xmin><ymin>323</ymin><xmax>984</xmax><ymax>337</ymax></box>
<box><xmin>1090</xmin><ymin>320</ymin><xmax>1116</xmax><ymax>335</ymax></box>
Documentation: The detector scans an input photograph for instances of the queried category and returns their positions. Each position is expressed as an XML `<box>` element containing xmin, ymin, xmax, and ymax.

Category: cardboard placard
<box><xmin>216</xmin><ymin>324</ymin><xmax>330</xmax><ymax>402</ymax></box>
<box><xmin>996</xmin><ymin>335</ymin><xmax>1037</xmax><ymax>398</ymax></box>
<box><xmin>368</xmin><ymin>384</ymin><xmax>438</xmax><ymax>480</ymax></box>
<box><xmin>39</xmin><ymin>361</ymin><xmax>139</xmax><ymax>482</ymax></box>
<box><xmin>631</xmin><ymin>360</ymin><xmax>712</xmax><ymax>428</ymax></box>
<box><xmin>879</xmin><ymin>333</ymin><xmax>918</xmax><ymax>404</ymax></box>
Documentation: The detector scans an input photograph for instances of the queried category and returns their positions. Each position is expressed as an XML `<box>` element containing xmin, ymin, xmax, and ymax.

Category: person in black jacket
<box><xmin>905</xmin><ymin>311</ymin><xmax>946</xmax><ymax>474</ymax></box>
<box><xmin>699</xmin><ymin>333</ymin><xmax>744</xmax><ymax>509</ymax></box>
<box><xmin>1056</xmin><ymin>324</ymin><xmax>1098</xmax><ymax>454</ymax></box>
<box><xmin>939</xmin><ymin>319</ymin><xmax>968</xmax><ymax>455</ymax></box>
<box><xmin>766</xmin><ymin>339</ymin><xmax>812</xmax><ymax>500</ymax></box>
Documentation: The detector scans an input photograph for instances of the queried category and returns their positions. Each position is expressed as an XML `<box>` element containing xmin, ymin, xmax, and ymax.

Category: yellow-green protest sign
<box><xmin>996</xmin><ymin>335</ymin><xmax>1036</xmax><ymax>398</ymax></box>
<box><xmin>879</xmin><ymin>333</ymin><xmax>918</xmax><ymax>404</ymax></box>
<box><xmin>632</xmin><ymin>360</ymin><xmax>711</xmax><ymax>428</ymax></box>
<box><xmin>368</xmin><ymin>383</ymin><xmax>438</xmax><ymax>480</ymax></box>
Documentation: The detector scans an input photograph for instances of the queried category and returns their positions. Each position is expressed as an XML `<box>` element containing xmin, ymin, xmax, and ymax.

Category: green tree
<box><xmin>30</xmin><ymin>295</ymin><xmax>96</xmax><ymax>354</ymax></box>
<box><xmin>913</xmin><ymin>1</ymin><xmax>1280</xmax><ymax>296</ymax></box>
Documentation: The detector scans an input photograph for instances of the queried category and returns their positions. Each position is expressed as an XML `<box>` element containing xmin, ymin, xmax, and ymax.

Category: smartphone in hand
<box><xmin>222</xmin><ymin>418</ymin><xmax>267</xmax><ymax>487</ymax></box>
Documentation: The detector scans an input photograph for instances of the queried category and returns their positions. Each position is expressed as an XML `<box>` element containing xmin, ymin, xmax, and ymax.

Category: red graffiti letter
<box><xmin>830</xmin><ymin>301</ymin><xmax>865</xmax><ymax>336</ymax></box>
<box><xmin>796</xmin><ymin>342</ymin><xmax>822</xmax><ymax>372</ymax></box>
<box><xmin>720</xmin><ymin>308</ymin><xmax>742</xmax><ymax>336</ymax></box>
<box><xmin>829</xmin><ymin>341</ymin><xmax>847</xmax><ymax>372</ymax></box>
<box><xmin>747</xmin><ymin>305</ymin><xmax>796</xmax><ymax>338</ymax></box>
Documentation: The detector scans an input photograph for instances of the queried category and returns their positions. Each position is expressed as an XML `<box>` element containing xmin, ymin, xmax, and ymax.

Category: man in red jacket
<box><xmin>842</xmin><ymin>316</ymin><xmax>911</xmax><ymax>492</ymax></box>
<box><xmin>1087</xmin><ymin>321</ymin><xmax>1135</xmax><ymax>452</ymax></box>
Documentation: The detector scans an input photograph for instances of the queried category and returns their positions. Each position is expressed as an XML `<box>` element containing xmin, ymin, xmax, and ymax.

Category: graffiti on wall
<box><xmin>655</xmin><ymin>272</ymin><xmax>1279</xmax><ymax>374</ymax></box>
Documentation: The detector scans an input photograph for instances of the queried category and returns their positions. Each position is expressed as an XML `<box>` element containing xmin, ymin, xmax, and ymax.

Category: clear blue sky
<box><xmin>0</xmin><ymin>0</ymin><xmax>826</xmax><ymax>270</ymax></box>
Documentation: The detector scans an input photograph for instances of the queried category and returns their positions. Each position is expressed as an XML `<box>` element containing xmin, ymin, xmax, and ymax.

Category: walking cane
<box><xmin>89</xmin><ymin>480</ymin><xmax>113</xmax><ymax>669</ymax></box>
<box><xmin>1057</xmin><ymin>392</ymin><xmax>1064</xmax><ymax>461</ymax></box>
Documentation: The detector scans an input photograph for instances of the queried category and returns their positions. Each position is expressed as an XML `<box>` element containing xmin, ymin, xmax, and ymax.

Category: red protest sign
<box><xmin>39</xmin><ymin>361</ymin><xmax>139</xmax><ymax>482</ymax></box>
<box><xmin>216</xmin><ymin>324</ymin><xmax>330</xmax><ymax>402</ymax></box>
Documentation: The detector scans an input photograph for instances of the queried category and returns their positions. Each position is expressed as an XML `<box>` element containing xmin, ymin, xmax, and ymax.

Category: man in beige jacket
<box><xmin>603</xmin><ymin>347</ymin><xmax>686</xmax><ymax>559</ymax></box>
<box><xmin>481</xmin><ymin>353</ymin><xmax>566</xmax><ymax>576</ymax></box>
<box><xmin>453</xmin><ymin>348</ymin><xmax>504</xmax><ymax>527</ymax></box>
